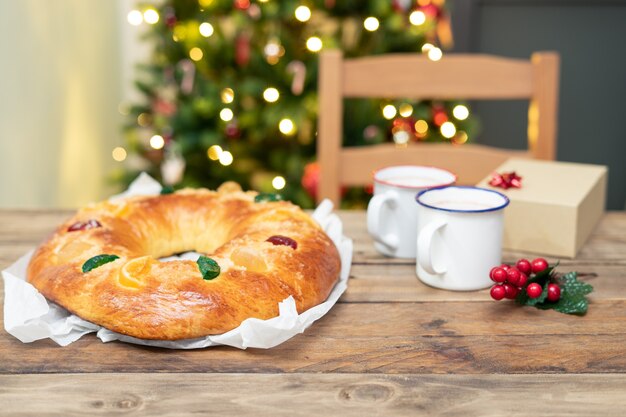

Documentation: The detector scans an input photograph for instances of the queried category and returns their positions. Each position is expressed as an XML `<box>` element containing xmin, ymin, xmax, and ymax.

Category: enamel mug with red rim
<box><xmin>367</xmin><ymin>165</ymin><xmax>456</xmax><ymax>259</ymax></box>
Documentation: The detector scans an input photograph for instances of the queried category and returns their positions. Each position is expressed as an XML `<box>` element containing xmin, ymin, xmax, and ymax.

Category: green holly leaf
<box><xmin>536</xmin><ymin>271</ymin><xmax>593</xmax><ymax>315</ymax></box>
<box><xmin>254</xmin><ymin>193</ymin><xmax>283</xmax><ymax>203</ymax></box>
<box><xmin>537</xmin><ymin>295</ymin><xmax>589</xmax><ymax>315</ymax></box>
<box><xmin>527</xmin><ymin>262</ymin><xmax>559</xmax><ymax>284</ymax></box>
<box><xmin>558</xmin><ymin>271</ymin><xmax>594</xmax><ymax>298</ymax></box>
<box><xmin>82</xmin><ymin>254</ymin><xmax>119</xmax><ymax>273</ymax></box>
<box><xmin>160</xmin><ymin>185</ymin><xmax>175</xmax><ymax>195</ymax></box>
<box><xmin>197</xmin><ymin>256</ymin><xmax>220</xmax><ymax>280</ymax></box>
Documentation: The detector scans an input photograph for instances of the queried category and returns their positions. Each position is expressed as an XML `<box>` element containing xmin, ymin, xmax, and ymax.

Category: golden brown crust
<box><xmin>26</xmin><ymin>189</ymin><xmax>341</xmax><ymax>340</ymax></box>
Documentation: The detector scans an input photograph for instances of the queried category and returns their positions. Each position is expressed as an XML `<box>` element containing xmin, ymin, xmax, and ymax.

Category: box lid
<box><xmin>476</xmin><ymin>158</ymin><xmax>607</xmax><ymax>207</ymax></box>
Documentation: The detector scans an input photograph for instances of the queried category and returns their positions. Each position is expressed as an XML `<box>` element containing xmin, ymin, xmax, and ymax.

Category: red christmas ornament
<box><xmin>392</xmin><ymin>117</ymin><xmax>416</xmax><ymax>134</ymax></box>
<box><xmin>225</xmin><ymin>122</ymin><xmax>240</xmax><ymax>139</ymax></box>
<box><xmin>420</xmin><ymin>4</ymin><xmax>442</xmax><ymax>19</ymax></box>
<box><xmin>164</xmin><ymin>7</ymin><xmax>177</xmax><ymax>28</ymax></box>
<box><xmin>301</xmin><ymin>162</ymin><xmax>320</xmax><ymax>200</ymax></box>
<box><xmin>301</xmin><ymin>161</ymin><xmax>346</xmax><ymax>200</ymax></box>
<box><xmin>235</xmin><ymin>34</ymin><xmax>251</xmax><ymax>67</ymax></box>
<box><xmin>153</xmin><ymin>98</ymin><xmax>177</xmax><ymax>117</ymax></box>
<box><xmin>392</xmin><ymin>0</ymin><xmax>412</xmax><ymax>12</ymax></box>
<box><xmin>489</xmin><ymin>171</ymin><xmax>522</xmax><ymax>190</ymax></box>
<box><xmin>432</xmin><ymin>107</ymin><xmax>448</xmax><ymax>127</ymax></box>
<box><xmin>234</xmin><ymin>0</ymin><xmax>250</xmax><ymax>10</ymax></box>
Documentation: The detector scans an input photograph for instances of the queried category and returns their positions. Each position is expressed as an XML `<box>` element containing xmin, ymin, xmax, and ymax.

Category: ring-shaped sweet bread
<box><xmin>26</xmin><ymin>185</ymin><xmax>341</xmax><ymax>340</ymax></box>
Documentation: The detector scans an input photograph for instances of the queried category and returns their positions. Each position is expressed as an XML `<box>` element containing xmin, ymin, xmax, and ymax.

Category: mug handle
<box><xmin>367</xmin><ymin>190</ymin><xmax>400</xmax><ymax>250</ymax></box>
<box><xmin>417</xmin><ymin>219</ymin><xmax>447</xmax><ymax>275</ymax></box>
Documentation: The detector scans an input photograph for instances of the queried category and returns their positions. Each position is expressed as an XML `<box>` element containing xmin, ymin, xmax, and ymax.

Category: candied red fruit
<box><xmin>68</xmin><ymin>219</ymin><xmax>102</xmax><ymax>232</ymax></box>
<box><xmin>266</xmin><ymin>235</ymin><xmax>297</xmax><ymax>250</ymax></box>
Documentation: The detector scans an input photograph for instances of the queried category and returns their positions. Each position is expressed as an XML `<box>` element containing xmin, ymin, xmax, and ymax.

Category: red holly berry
<box><xmin>531</xmin><ymin>258</ymin><xmax>549</xmax><ymax>273</ymax></box>
<box><xmin>506</xmin><ymin>267</ymin><xmax>521</xmax><ymax>286</ymax></box>
<box><xmin>516</xmin><ymin>259</ymin><xmax>532</xmax><ymax>275</ymax></box>
<box><xmin>500</xmin><ymin>264</ymin><xmax>511</xmax><ymax>271</ymax></box>
<box><xmin>526</xmin><ymin>283</ymin><xmax>543</xmax><ymax>299</ymax></box>
<box><xmin>503</xmin><ymin>283</ymin><xmax>519</xmax><ymax>299</ymax></box>
<box><xmin>490</xmin><ymin>267</ymin><xmax>507</xmax><ymax>283</ymax></box>
<box><xmin>517</xmin><ymin>273</ymin><xmax>528</xmax><ymax>288</ymax></box>
<box><xmin>490</xmin><ymin>285</ymin><xmax>506</xmax><ymax>301</ymax></box>
<box><xmin>547</xmin><ymin>284</ymin><xmax>561</xmax><ymax>302</ymax></box>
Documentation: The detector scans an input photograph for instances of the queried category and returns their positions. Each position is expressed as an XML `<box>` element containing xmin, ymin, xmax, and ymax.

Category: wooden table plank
<box><xmin>2</xmin><ymin>300</ymin><xmax>626</xmax><ymax>374</ymax></box>
<box><xmin>2</xmin><ymin>373</ymin><xmax>626</xmax><ymax>417</ymax></box>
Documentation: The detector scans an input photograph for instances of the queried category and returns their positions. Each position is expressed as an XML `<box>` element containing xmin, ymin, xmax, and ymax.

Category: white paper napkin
<box><xmin>2</xmin><ymin>174</ymin><xmax>353</xmax><ymax>349</ymax></box>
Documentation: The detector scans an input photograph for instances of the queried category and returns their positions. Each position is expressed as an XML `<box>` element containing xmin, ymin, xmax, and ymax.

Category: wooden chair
<box><xmin>316</xmin><ymin>50</ymin><xmax>560</xmax><ymax>205</ymax></box>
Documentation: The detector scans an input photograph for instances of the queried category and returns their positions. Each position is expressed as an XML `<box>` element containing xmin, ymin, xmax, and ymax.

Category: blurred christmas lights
<box><xmin>199</xmin><ymin>22</ymin><xmax>214</xmax><ymax>37</ymax></box>
<box><xmin>414</xmin><ymin>120</ymin><xmax>429</xmax><ymax>134</ymax></box>
<box><xmin>399</xmin><ymin>104</ymin><xmax>413</xmax><ymax>117</ymax></box>
<box><xmin>221</xmin><ymin>88</ymin><xmax>234</xmax><ymax>103</ymax></box>
<box><xmin>294</xmin><ymin>6</ymin><xmax>311</xmax><ymax>22</ymax></box>
<box><xmin>382</xmin><ymin>105</ymin><xmax>397</xmax><ymax>120</ymax></box>
<box><xmin>127</xmin><ymin>10</ymin><xmax>143</xmax><ymax>26</ymax></box>
<box><xmin>219</xmin><ymin>150</ymin><xmax>233</xmax><ymax>166</ymax></box>
<box><xmin>143</xmin><ymin>9</ymin><xmax>159</xmax><ymax>24</ymax></box>
<box><xmin>189</xmin><ymin>47</ymin><xmax>203</xmax><ymax>61</ymax></box>
<box><xmin>306</xmin><ymin>37</ymin><xmax>322</xmax><ymax>52</ymax></box>
<box><xmin>364</xmin><ymin>17</ymin><xmax>380</xmax><ymax>31</ymax></box>
<box><xmin>207</xmin><ymin>145</ymin><xmax>222</xmax><ymax>161</ymax></box>
<box><xmin>428</xmin><ymin>47</ymin><xmax>443</xmax><ymax>61</ymax></box>
<box><xmin>220</xmin><ymin>108</ymin><xmax>234</xmax><ymax>121</ymax></box>
<box><xmin>112</xmin><ymin>147</ymin><xmax>127</xmax><ymax>162</ymax></box>
<box><xmin>263</xmin><ymin>87</ymin><xmax>280</xmax><ymax>103</ymax></box>
<box><xmin>279</xmin><ymin>118</ymin><xmax>296</xmax><ymax>135</ymax></box>
<box><xmin>149</xmin><ymin>135</ymin><xmax>165</xmax><ymax>149</ymax></box>
<box><xmin>410</xmin><ymin>11</ymin><xmax>426</xmax><ymax>25</ymax></box>
<box><xmin>453</xmin><ymin>104</ymin><xmax>469</xmax><ymax>120</ymax></box>
<box><xmin>440</xmin><ymin>121</ymin><xmax>456</xmax><ymax>138</ymax></box>
<box><xmin>272</xmin><ymin>176</ymin><xmax>286</xmax><ymax>190</ymax></box>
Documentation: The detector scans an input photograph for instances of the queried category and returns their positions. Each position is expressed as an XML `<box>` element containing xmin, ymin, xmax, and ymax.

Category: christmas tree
<box><xmin>117</xmin><ymin>0</ymin><xmax>477</xmax><ymax>208</ymax></box>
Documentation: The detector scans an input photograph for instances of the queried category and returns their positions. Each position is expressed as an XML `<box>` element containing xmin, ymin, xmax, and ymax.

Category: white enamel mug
<box><xmin>415</xmin><ymin>186</ymin><xmax>510</xmax><ymax>291</ymax></box>
<box><xmin>367</xmin><ymin>166</ymin><xmax>456</xmax><ymax>259</ymax></box>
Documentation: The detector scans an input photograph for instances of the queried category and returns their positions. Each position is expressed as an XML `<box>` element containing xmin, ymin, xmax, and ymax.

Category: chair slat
<box><xmin>343</xmin><ymin>54</ymin><xmax>534</xmax><ymax>99</ymax></box>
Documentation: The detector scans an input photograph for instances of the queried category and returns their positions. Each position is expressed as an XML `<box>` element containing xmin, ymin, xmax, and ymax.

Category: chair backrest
<box><xmin>316</xmin><ymin>50</ymin><xmax>560</xmax><ymax>204</ymax></box>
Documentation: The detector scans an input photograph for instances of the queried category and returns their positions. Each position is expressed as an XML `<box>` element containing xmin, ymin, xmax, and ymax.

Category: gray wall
<box><xmin>451</xmin><ymin>0</ymin><xmax>626</xmax><ymax>209</ymax></box>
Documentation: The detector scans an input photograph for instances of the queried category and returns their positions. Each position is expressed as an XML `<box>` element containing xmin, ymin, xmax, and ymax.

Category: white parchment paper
<box><xmin>2</xmin><ymin>173</ymin><xmax>353</xmax><ymax>349</ymax></box>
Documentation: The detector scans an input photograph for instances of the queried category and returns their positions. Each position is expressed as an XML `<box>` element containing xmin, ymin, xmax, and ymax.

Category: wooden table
<box><xmin>1</xmin><ymin>210</ymin><xmax>626</xmax><ymax>416</ymax></box>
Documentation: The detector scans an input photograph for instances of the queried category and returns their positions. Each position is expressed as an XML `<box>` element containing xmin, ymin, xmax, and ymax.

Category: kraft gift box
<box><xmin>477</xmin><ymin>158</ymin><xmax>607</xmax><ymax>258</ymax></box>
